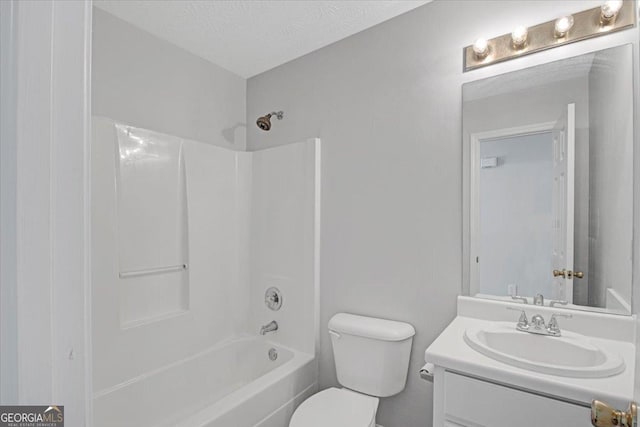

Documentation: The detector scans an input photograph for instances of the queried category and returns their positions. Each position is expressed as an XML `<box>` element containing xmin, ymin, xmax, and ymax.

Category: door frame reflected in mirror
<box><xmin>469</xmin><ymin>121</ymin><xmax>556</xmax><ymax>296</ymax></box>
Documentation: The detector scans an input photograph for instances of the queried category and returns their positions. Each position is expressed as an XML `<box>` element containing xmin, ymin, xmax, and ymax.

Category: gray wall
<box><xmin>246</xmin><ymin>1</ymin><xmax>639</xmax><ymax>425</ymax></box>
<box><xmin>92</xmin><ymin>8</ymin><xmax>247</xmax><ymax>150</ymax></box>
<box><xmin>479</xmin><ymin>133</ymin><xmax>554</xmax><ymax>298</ymax></box>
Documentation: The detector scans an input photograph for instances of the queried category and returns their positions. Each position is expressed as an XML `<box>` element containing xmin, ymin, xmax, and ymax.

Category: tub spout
<box><xmin>260</xmin><ymin>320</ymin><xmax>278</xmax><ymax>335</ymax></box>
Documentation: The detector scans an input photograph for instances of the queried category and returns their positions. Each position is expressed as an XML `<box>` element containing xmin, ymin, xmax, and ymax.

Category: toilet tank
<box><xmin>328</xmin><ymin>313</ymin><xmax>415</xmax><ymax>397</ymax></box>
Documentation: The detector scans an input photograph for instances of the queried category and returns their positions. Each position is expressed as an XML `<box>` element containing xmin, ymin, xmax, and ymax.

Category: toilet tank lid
<box><xmin>328</xmin><ymin>313</ymin><xmax>415</xmax><ymax>341</ymax></box>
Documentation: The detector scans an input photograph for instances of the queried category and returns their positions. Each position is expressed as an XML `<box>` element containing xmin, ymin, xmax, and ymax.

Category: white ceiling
<box><xmin>94</xmin><ymin>0</ymin><xmax>430</xmax><ymax>78</ymax></box>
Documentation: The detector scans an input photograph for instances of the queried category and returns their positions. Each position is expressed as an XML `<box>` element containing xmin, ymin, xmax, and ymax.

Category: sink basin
<box><xmin>463</xmin><ymin>322</ymin><xmax>625</xmax><ymax>378</ymax></box>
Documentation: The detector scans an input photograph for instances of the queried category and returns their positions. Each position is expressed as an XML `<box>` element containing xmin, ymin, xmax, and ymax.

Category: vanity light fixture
<box><xmin>464</xmin><ymin>1</ymin><xmax>635</xmax><ymax>72</ymax></box>
<box><xmin>554</xmin><ymin>15</ymin><xmax>574</xmax><ymax>38</ymax></box>
<box><xmin>600</xmin><ymin>0</ymin><xmax>624</xmax><ymax>25</ymax></box>
<box><xmin>511</xmin><ymin>26</ymin><xmax>528</xmax><ymax>49</ymax></box>
<box><xmin>472</xmin><ymin>38</ymin><xmax>489</xmax><ymax>59</ymax></box>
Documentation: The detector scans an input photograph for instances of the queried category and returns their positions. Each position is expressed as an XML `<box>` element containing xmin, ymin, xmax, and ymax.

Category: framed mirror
<box><xmin>462</xmin><ymin>44</ymin><xmax>633</xmax><ymax>315</ymax></box>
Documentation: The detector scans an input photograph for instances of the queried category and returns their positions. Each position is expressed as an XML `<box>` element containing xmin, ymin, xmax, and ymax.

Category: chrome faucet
<box><xmin>529</xmin><ymin>313</ymin><xmax>546</xmax><ymax>330</ymax></box>
<box><xmin>533</xmin><ymin>293</ymin><xmax>544</xmax><ymax>306</ymax></box>
<box><xmin>506</xmin><ymin>307</ymin><xmax>572</xmax><ymax>337</ymax></box>
<box><xmin>260</xmin><ymin>320</ymin><xmax>278</xmax><ymax>335</ymax></box>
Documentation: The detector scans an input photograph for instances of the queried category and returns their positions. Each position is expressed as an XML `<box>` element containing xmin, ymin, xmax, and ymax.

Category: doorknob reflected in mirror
<box><xmin>591</xmin><ymin>400</ymin><xmax>637</xmax><ymax>427</ymax></box>
<box><xmin>553</xmin><ymin>269</ymin><xmax>567</xmax><ymax>278</ymax></box>
<box><xmin>553</xmin><ymin>269</ymin><xmax>584</xmax><ymax>279</ymax></box>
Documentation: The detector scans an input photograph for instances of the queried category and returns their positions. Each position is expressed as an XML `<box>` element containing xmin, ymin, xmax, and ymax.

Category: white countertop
<box><xmin>424</xmin><ymin>298</ymin><xmax>636</xmax><ymax>408</ymax></box>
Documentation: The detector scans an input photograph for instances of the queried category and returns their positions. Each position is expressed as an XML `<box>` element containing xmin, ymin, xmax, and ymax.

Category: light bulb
<box><xmin>511</xmin><ymin>26</ymin><xmax>528</xmax><ymax>48</ymax></box>
<box><xmin>473</xmin><ymin>38</ymin><xmax>489</xmax><ymax>59</ymax></box>
<box><xmin>554</xmin><ymin>15</ymin><xmax>574</xmax><ymax>38</ymax></box>
<box><xmin>601</xmin><ymin>0</ymin><xmax>623</xmax><ymax>24</ymax></box>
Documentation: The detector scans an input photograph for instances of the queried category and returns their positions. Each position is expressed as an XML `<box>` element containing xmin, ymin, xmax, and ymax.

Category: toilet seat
<box><xmin>289</xmin><ymin>387</ymin><xmax>378</xmax><ymax>427</ymax></box>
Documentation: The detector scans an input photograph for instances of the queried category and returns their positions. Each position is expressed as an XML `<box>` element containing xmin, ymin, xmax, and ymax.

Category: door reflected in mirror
<box><xmin>463</xmin><ymin>44</ymin><xmax>633</xmax><ymax>315</ymax></box>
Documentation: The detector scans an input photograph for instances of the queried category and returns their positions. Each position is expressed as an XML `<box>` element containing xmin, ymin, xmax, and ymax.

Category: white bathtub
<box><xmin>93</xmin><ymin>336</ymin><xmax>317</xmax><ymax>427</ymax></box>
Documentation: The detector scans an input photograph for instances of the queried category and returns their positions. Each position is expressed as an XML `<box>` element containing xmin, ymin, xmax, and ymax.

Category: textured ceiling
<box><xmin>94</xmin><ymin>0</ymin><xmax>430</xmax><ymax>78</ymax></box>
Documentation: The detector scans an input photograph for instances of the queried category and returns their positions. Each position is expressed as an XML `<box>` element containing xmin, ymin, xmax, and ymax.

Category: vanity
<box><xmin>425</xmin><ymin>1</ymin><xmax>639</xmax><ymax>423</ymax></box>
<box><xmin>427</xmin><ymin>27</ymin><xmax>638</xmax><ymax>426</ymax></box>
<box><xmin>425</xmin><ymin>297</ymin><xmax>635</xmax><ymax>427</ymax></box>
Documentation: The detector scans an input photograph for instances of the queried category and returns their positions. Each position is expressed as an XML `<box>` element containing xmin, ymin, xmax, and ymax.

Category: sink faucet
<box><xmin>529</xmin><ymin>314</ymin><xmax>546</xmax><ymax>331</ymax></box>
<box><xmin>260</xmin><ymin>320</ymin><xmax>278</xmax><ymax>335</ymax></box>
<box><xmin>506</xmin><ymin>307</ymin><xmax>572</xmax><ymax>337</ymax></box>
<box><xmin>533</xmin><ymin>293</ymin><xmax>544</xmax><ymax>306</ymax></box>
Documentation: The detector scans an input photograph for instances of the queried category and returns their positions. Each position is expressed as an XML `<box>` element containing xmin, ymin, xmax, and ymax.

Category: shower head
<box><xmin>256</xmin><ymin>111</ymin><xmax>284</xmax><ymax>131</ymax></box>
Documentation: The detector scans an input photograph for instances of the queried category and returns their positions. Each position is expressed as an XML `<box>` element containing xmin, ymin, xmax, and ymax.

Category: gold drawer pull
<box><xmin>591</xmin><ymin>400</ymin><xmax>637</xmax><ymax>427</ymax></box>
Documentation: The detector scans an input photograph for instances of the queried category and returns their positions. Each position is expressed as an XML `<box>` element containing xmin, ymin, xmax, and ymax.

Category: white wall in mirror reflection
<box><xmin>479</xmin><ymin>132</ymin><xmax>554</xmax><ymax>299</ymax></box>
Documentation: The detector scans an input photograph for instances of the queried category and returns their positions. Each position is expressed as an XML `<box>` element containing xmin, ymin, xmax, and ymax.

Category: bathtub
<box><xmin>93</xmin><ymin>336</ymin><xmax>317</xmax><ymax>427</ymax></box>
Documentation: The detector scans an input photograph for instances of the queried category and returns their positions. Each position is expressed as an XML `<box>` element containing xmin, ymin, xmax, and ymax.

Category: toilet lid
<box><xmin>290</xmin><ymin>388</ymin><xmax>378</xmax><ymax>427</ymax></box>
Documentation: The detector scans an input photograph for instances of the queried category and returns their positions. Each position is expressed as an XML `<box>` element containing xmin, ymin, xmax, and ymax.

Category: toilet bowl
<box><xmin>289</xmin><ymin>387</ymin><xmax>378</xmax><ymax>427</ymax></box>
<box><xmin>289</xmin><ymin>313</ymin><xmax>415</xmax><ymax>427</ymax></box>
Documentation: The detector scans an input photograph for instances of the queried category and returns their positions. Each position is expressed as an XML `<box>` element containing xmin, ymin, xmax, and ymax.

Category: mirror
<box><xmin>462</xmin><ymin>44</ymin><xmax>633</xmax><ymax>315</ymax></box>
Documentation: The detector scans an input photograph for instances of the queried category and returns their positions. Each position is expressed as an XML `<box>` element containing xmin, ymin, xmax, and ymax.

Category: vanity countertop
<box><xmin>425</xmin><ymin>297</ymin><xmax>636</xmax><ymax>408</ymax></box>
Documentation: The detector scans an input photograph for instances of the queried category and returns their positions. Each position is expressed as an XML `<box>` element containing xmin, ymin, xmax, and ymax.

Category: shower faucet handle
<box><xmin>264</xmin><ymin>287</ymin><xmax>283</xmax><ymax>311</ymax></box>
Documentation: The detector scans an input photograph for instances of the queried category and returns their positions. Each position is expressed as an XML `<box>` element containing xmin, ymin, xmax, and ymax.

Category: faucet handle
<box><xmin>511</xmin><ymin>295</ymin><xmax>528</xmax><ymax>304</ymax></box>
<box><xmin>549</xmin><ymin>299</ymin><xmax>568</xmax><ymax>307</ymax></box>
<box><xmin>550</xmin><ymin>312</ymin><xmax>572</xmax><ymax>319</ymax></box>
<box><xmin>547</xmin><ymin>312</ymin><xmax>572</xmax><ymax>335</ymax></box>
<box><xmin>506</xmin><ymin>306</ymin><xmax>528</xmax><ymax>327</ymax></box>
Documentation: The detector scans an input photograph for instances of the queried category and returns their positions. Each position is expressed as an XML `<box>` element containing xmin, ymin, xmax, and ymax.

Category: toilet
<box><xmin>289</xmin><ymin>313</ymin><xmax>415</xmax><ymax>427</ymax></box>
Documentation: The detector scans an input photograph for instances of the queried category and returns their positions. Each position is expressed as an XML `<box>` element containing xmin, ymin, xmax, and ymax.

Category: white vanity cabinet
<box><xmin>437</xmin><ymin>371</ymin><xmax>589</xmax><ymax>427</ymax></box>
<box><xmin>426</xmin><ymin>298</ymin><xmax>635</xmax><ymax>427</ymax></box>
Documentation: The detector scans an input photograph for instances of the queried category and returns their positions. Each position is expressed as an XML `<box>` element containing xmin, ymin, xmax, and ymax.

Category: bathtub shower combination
<box><xmin>91</xmin><ymin>118</ymin><xmax>320</xmax><ymax>427</ymax></box>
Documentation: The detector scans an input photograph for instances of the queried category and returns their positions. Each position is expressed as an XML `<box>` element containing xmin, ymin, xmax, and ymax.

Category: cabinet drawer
<box><xmin>444</xmin><ymin>372</ymin><xmax>590</xmax><ymax>427</ymax></box>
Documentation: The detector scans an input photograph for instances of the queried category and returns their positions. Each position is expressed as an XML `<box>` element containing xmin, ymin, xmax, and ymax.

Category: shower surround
<box><xmin>91</xmin><ymin>117</ymin><xmax>320</xmax><ymax>426</ymax></box>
